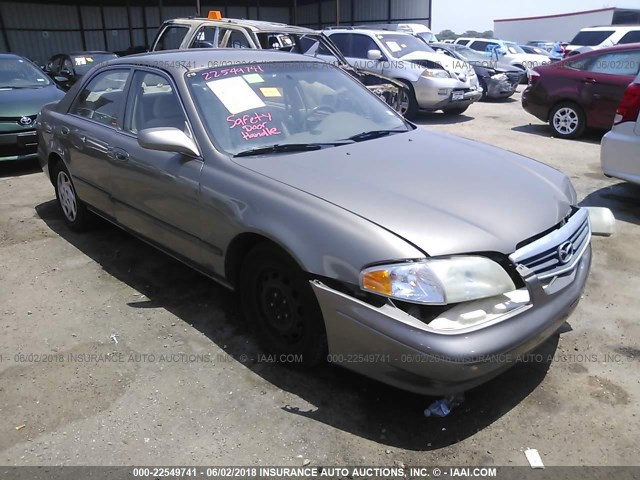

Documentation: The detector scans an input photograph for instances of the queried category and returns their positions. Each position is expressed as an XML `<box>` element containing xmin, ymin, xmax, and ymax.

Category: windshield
<box><xmin>570</xmin><ymin>30</ymin><xmax>614</xmax><ymax>46</ymax></box>
<box><xmin>451</xmin><ymin>45</ymin><xmax>494</xmax><ymax>63</ymax></box>
<box><xmin>71</xmin><ymin>54</ymin><xmax>118</xmax><ymax>75</ymax></box>
<box><xmin>186</xmin><ymin>62</ymin><xmax>409</xmax><ymax>156</ymax></box>
<box><xmin>0</xmin><ymin>57</ymin><xmax>51</xmax><ymax>88</ymax></box>
<box><xmin>377</xmin><ymin>33</ymin><xmax>433</xmax><ymax>58</ymax></box>
<box><xmin>504</xmin><ymin>42</ymin><xmax>525</xmax><ymax>54</ymax></box>
<box><xmin>416</xmin><ymin>32</ymin><xmax>437</xmax><ymax>43</ymax></box>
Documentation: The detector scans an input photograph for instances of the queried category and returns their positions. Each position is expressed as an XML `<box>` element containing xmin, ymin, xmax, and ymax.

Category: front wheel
<box><xmin>549</xmin><ymin>102</ymin><xmax>586</xmax><ymax>139</ymax></box>
<box><xmin>239</xmin><ymin>244</ymin><xmax>327</xmax><ymax>369</ymax></box>
<box><xmin>52</xmin><ymin>161</ymin><xmax>92</xmax><ymax>231</ymax></box>
<box><xmin>398</xmin><ymin>81</ymin><xmax>419</xmax><ymax>120</ymax></box>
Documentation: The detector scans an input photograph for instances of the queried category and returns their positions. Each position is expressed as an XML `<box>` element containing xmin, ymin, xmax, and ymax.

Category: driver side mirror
<box><xmin>138</xmin><ymin>127</ymin><xmax>200</xmax><ymax>157</ymax></box>
<box><xmin>367</xmin><ymin>49</ymin><xmax>384</xmax><ymax>61</ymax></box>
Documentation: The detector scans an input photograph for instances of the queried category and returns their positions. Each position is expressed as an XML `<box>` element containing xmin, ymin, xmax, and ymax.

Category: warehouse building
<box><xmin>494</xmin><ymin>6</ymin><xmax>640</xmax><ymax>44</ymax></box>
<box><xmin>0</xmin><ymin>0</ymin><xmax>432</xmax><ymax>63</ymax></box>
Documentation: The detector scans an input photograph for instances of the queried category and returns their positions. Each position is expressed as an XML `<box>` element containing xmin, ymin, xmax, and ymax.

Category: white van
<box><xmin>566</xmin><ymin>26</ymin><xmax>640</xmax><ymax>56</ymax></box>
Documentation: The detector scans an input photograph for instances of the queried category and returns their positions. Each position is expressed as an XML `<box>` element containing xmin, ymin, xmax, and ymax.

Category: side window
<box><xmin>190</xmin><ymin>26</ymin><xmax>216</xmax><ymax>48</ymax></box>
<box><xmin>155</xmin><ymin>25</ymin><xmax>189</xmax><ymax>51</ymax></box>
<box><xmin>350</xmin><ymin>34</ymin><xmax>378</xmax><ymax>59</ymax></box>
<box><xmin>618</xmin><ymin>31</ymin><xmax>640</xmax><ymax>44</ymax></box>
<box><xmin>469</xmin><ymin>41</ymin><xmax>489</xmax><ymax>51</ymax></box>
<box><xmin>587</xmin><ymin>51</ymin><xmax>640</xmax><ymax>76</ymax></box>
<box><xmin>69</xmin><ymin>69</ymin><xmax>130</xmax><ymax>127</ymax></box>
<box><xmin>328</xmin><ymin>33</ymin><xmax>351</xmax><ymax>56</ymax></box>
<box><xmin>124</xmin><ymin>71</ymin><xmax>187</xmax><ymax>134</ymax></box>
<box><xmin>62</xmin><ymin>58</ymin><xmax>74</xmax><ymax>74</ymax></box>
<box><xmin>219</xmin><ymin>28</ymin><xmax>251</xmax><ymax>48</ymax></box>
<box><xmin>48</xmin><ymin>56</ymin><xmax>62</xmax><ymax>74</ymax></box>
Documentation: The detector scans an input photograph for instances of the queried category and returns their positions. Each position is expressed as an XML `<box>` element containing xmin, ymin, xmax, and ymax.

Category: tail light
<box><xmin>613</xmin><ymin>83</ymin><xmax>640</xmax><ymax>125</ymax></box>
<box><xmin>528</xmin><ymin>70</ymin><xmax>540</xmax><ymax>86</ymax></box>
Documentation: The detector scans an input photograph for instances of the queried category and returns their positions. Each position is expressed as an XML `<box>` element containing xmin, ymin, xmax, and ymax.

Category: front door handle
<box><xmin>583</xmin><ymin>77</ymin><xmax>597</xmax><ymax>84</ymax></box>
<box><xmin>108</xmin><ymin>147</ymin><xmax>129</xmax><ymax>162</ymax></box>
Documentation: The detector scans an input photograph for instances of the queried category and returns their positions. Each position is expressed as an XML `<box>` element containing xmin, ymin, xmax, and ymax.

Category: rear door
<box><xmin>109</xmin><ymin>68</ymin><xmax>205</xmax><ymax>265</ymax></box>
<box><xmin>62</xmin><ymin>68</ymin><xmax>131</xmax><ymax>217</ymax></box>
<box><xmin>580</xmin><ymin>49</ymin><xmax>640</xmax><ymax>129</ymax></box>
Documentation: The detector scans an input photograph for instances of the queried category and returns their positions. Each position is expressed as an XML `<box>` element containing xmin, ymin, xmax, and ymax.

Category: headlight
<box><xmin>360</xmin><ymin>257</ymin><xmax>516</xmax><ymax>305</ymax></box>
<box><xmin>422</xmin><ymin>68</ymin><xmax>451</xmax><ymax>79</ymax></box>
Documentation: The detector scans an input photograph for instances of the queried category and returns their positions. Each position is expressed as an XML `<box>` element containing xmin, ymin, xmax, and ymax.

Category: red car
<box><xmin>522</xmin><ymin>44</ymin><xmax>640</xmax><ymax>139</ymax></box>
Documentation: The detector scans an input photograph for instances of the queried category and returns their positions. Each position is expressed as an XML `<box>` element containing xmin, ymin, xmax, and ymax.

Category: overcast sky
<box><xmin>431</xmin><ymin>0</ymin><xmax>633</xmax><ymax>33</ymax></box>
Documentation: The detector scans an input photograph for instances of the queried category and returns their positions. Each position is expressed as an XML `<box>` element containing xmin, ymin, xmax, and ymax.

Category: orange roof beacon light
<box><xmin>208</xmin><ymin>10</ymin><xmax>223</xmax><ymax>20</ymax></box>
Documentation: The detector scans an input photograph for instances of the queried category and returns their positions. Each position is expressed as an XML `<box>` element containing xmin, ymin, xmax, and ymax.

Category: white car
<box><xmin>566</xmin><ymin>26</ymin><xmax>640</xmax><ymax>57</ymax></box>
<box><xmin>601</xmin><ymin>72</ymin><xmax>640</xmax><ymax>185</ymax></box>
<box><xmin>454</xmin><ymin>37</ymin><xmax>551</xmax><ymax>80</ymax></box>
<box><xmin>324</xmin><ymin>29</ymin><xmax>482</xmax><ymax>118</ymax></box>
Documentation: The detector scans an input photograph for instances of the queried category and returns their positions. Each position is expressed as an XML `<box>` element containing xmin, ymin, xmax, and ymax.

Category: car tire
<box><xmin>442</xmin><ymin>106</ymin><xmax>469</xmax><ymax>115</ymax></box>
<box><xmin>52</xmin><ymin>160</ymin><xmax>92</xmax><ymax>231</ymax></box>
<box><xmin>479</xmin><ymin>78</ymin><xmax>488</xmax><ymax>101</ymax></box>
<box><xmin>514</xmin><ymin>65</ymin><xmax>528</xmax><ymax>84</ymax></box>
<box><xmin>239</xmin><ymin>243</ymin><xmax>328</xmax><ymax>369</ymax></box>
<box><xmin>549</xmin><ymin>102</ymin><xmax>586</xmax><ymax>139</ymax></box>
<box><xmin>398</xmin><ymin>80</ymin><xmax>419</xmax><ymax>120</ymax></box>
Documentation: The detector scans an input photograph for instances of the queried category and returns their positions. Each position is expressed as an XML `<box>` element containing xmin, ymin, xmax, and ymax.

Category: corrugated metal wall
<box><xmin>295</xmin><ymin>0</ymin><xmax>430</xmax><ymax>28</ymax></box>
<box><xmin>0</xmin><ymin>0</ymin><xmax>430</xmax><ymax>63</ymax></box>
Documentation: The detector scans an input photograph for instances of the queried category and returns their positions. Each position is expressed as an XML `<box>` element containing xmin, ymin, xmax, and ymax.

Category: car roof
<box><xmin>0</xmin><ymin>53</ymin><xmax>23</xmax><ymax>60</ymax></box>
<box><xmin>326</xmin><ymin>28</ymin><xmax>412</xmax><ymax>36</ymax></box>
<box><xmin>165</xmin><ymin>17</ymin><xmax>314</xmax><ymax>34</ymax></box>
<box><xmin>579</xmin><ymin>25</ymin><xmax>640</xmax><ymax>32</ymax></box>
<box><xmin>67</xmin><ymin>51</ymin><xmax>116</xmax><ymax>55</ymax></box>
<box><xmin>111</xmin><ymin>48</ymin><xmax>326</xmax><ymax>70</ymax></box>
<box><xmin>580</xmin><ymin>42</ymin><xmax>640</xmax><ymax>54</ymax></box>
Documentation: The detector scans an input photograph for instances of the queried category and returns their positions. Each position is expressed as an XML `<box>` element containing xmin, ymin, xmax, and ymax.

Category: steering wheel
<box><xmin>305</xmin><ymin>105</ymin><xmax>335</xmax><ymax>124</ymax></box>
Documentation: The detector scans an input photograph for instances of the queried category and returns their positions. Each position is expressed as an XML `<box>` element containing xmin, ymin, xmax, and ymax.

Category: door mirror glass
<box><xmin>367</xmin><ymin>49</ymin><xmax>383</xmax><ymax>61</ymax></box>
<box><xmin>138</xmin><ymin>127</ymin><xmax>200</xmax><ymax>157</ymax></box>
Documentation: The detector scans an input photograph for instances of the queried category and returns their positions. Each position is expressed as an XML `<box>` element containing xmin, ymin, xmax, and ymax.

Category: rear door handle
<box><xmin>583</xmin><ymin>77</ymin><xmax>597</xmax><ymax>84</ymax></box>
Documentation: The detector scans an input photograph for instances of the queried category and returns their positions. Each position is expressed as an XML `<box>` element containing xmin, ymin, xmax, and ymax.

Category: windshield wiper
<box><xmin>233</xmin><ymin>142</ymin><xmax>348</xmax><ymax>158</ymax></box>
<box><xmin>345</xmin><ymin>129</ymin><xmax>406</xmax><ymax>142</ymax></box>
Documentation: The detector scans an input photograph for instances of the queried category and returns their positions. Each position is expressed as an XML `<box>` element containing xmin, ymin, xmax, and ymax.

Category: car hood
<box><xmin>400</xmin><ymin>51</ymin><xmax>473</xmax><ymax>77</ymax></box>
<box><xmin>0</xmin><ymin>84</ymin><xmax>64</xmax><ymax>117</ymax></box>
<box><xmin>233</xmin><ymin>129</ymin><xmax>575</xmax><ymax>257</ymax></box>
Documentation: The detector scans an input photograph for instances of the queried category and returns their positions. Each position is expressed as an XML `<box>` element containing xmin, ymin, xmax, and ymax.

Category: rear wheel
<box><xmin>398</xmin><ymin>80</ymin><xmax>419</xmax><ymax>120</ymax></box>
<box><xmin>549</xmin><ymin>102</ymin><xmax>586</xmax><ymax>139</ymax></box>
<box><xmin>52</xmin><ymin>161</ymin><xmax>92</xmax><ymax>231</ymax></box>
<box><xmin>239</xmin><ymin>244</ymin><xmax>327</xmax><ymax>368</ymax></box>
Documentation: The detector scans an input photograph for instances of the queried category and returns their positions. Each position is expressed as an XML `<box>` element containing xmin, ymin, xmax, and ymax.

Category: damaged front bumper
<box><xmin>483</xmin><ymin>74</ymin><xmax>520</xmax><ymax>99</ymax></box>
<box><xmin>310</xmin><ymin>207</ymin><xmax>612</xmax><ymax>396</ymax></box>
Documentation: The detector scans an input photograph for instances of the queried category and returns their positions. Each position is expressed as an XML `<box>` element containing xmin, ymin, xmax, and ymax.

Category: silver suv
<box><xmin>324</xmin><ymin>28</ymin><xmax>482</xmax><ymax>118</ymax></box>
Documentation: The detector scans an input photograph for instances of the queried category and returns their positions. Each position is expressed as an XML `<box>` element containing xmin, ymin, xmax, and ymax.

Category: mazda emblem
<box><xmin>557</xmin><ymin>241</ymin><xmax>574</xmax><ymax>265</ymax></box>
<box><xmin>19</xmin><ymin>116</ymin><xmax>33</xmax><ymax>126</ymax></box>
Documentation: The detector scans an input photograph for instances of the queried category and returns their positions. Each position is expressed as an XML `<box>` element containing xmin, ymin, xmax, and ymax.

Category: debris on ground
<box><xmin>15</xmin><ymin>424</ymin><xmax>26</xmax><ymax>431</ymax></box>
<box><xmin>524</xmin><ymin>448</ymin><xmax>545</xmax><ymax>469</ymax></box>
<box><xmin>424</xmin><ymin>393</ymin><xmax>465</xmax><ymax>417</ymax></box>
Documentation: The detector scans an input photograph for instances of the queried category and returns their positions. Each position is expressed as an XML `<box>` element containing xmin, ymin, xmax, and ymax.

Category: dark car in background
<box><xmin>45</xmin><ymin>51</ymin><xmax>118</xmax><ymax>90</ymax></box>
<box><xmin>0</xmin><ymin>53</ymin><xmax>64</xmax><ymax>162</ymax></box>
<box><xmin>522</xmin><ymin>44</ymin><xmax>640</xmax><ymax>139</ymax></box>
<box><xmin>431</xmin><ymin>43</ymin><xmax>524</xmax><ymax>100</ymax></box>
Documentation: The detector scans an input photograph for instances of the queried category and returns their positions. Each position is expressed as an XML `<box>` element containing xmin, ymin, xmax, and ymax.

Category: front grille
<box><xmin>509</xmin><ymin>208</ymin><xmax>590</xmax><ymax>280</ymax></box>
<box><xmin>0</xmin><ymin>115</ymin><xmax>37</xmax><ymax>129</ymax></box>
